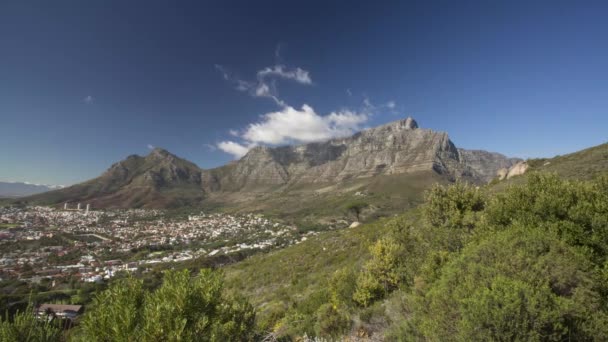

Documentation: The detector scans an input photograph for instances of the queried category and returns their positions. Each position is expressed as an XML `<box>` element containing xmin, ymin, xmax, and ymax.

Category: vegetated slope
<box><xmin>527</xmin><ymin>142</ymin><xmax>608</xmax><ymax>179</ymax></box>
<box><xmin>492</xmin><ymin>142</ymin><xmax>608</xmax><ymax>190</ymax></box>
<box><xmin>225</xmin><ymin>172</ymin><xmax>608</xmax><ymax>340</ymax></box>
<box><xmin>223</xmin><ymin>211</ymin><xmax>407</xmax><ymax>334</ymax></box>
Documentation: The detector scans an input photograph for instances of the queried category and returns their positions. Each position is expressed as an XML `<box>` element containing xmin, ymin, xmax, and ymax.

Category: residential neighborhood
<box><xmin>0</xmin><ymin>206</ymin><xmax>312</xmax><ymax>285</ymax></box>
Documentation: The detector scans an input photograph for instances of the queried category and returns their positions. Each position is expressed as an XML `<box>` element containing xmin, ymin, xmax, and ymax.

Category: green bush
<box><xmin>314</xmin><ymin>303</ymin><xmax>351</xmax><ymax>338</ymax></box>
<box><xmin>353</xmin><ymin>237</ymin><xmax>405</xmax><ymax>306</ymax></box>
<box><xmin>485</xmin><ymin>173</ymin><xmax>608</xmax><ymax>262</ymax></box>
<box><xmin>415</xmin><ymin>226</ymin><xmax>608</xmax><ymax>341</ymax></box>
<box><xmin>422</xmin><ymin>182</ymin><xmax>486</xmax><ymax>231</ymax></box>
<box><xmin>328</xmin><ymin>267</ymin><xmax>357</xmax><ymax>308</ymax></box>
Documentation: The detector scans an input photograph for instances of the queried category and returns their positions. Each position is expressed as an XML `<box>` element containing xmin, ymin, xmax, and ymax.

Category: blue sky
<box><xmin>1</xmin><ymin>1</ymin><xmax>607</xmax><ymax>185</ymax></box>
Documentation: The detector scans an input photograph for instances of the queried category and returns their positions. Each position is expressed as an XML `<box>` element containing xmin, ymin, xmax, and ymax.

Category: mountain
<box><xmin>202</xmin><ymin>117</ymin><xmax>519</xmax><ymax>193</ymax></box>
<box><xmin>25</xmin><ymin>148</ymin><xmax>204</xmax><ymax>208</ymax></box>
<box><xmin>22</xmin><ymin>117</ymin><xmax>520</xmax><ymax>213</ymax></box>
<box><xmin>0</xmin><ymin>182</ymin><xmax>63</xmax><ymax>198</ymax></box>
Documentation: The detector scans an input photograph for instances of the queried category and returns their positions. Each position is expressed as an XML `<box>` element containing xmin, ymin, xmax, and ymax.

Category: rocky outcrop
<box><xmin>458</xmin><ymin>149</ymin><xmax>522</xmax><ymax>183</ymax></box>
<box><xmin>506</xmin><ymin>161</ymin><xmax>528</xmax><ymax>179</ymax></box>
<box><xmin>497</xmin><ymin>161</ymin><xmax>529</xmax><ymax>180</ymax></box>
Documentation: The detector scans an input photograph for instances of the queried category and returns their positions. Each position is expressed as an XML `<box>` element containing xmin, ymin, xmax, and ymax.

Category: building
<box><xmin>36</xmin><ymin>304</ymin><xmax>83</xmax><ymax>320</ymax></box>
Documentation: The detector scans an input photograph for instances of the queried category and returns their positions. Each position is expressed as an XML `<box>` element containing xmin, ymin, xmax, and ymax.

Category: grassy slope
<box><xmin>528</xmin><ymin>142</ymin><xmax>608</xmax><ymax>179</ymax></box>
<box><xmin>208</xmin><ymin>171</ymin><xmax>444</xmax><ymax>226</ymax></box>
<box><xmin>224</xmin><ymin>210</ymin><xmax>418</xmax><ymax>322</ymax></box>
<box><xmin>493</xmin><ymin>142</ymin><xmax>608</xmax><ymax>191</ymax></box>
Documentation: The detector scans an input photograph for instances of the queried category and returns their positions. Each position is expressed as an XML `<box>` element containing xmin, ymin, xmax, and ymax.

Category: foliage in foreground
<box><xmin>1</xmin><ymin>269</ymin><xmax>254</xmax><ymax>342</ymax></box>
<box><xmin>76</xmin><ymin>269</ymin><xmax>254</xmax><ymax>342</ymax></box>
<box><xmin>232</xmin><ymin>173</ymin><xmax>608</xmax><ymax>340</ymax></box>
<box><xmin>0</xmin><ymin>304</ymin><xmax>62</xmax><ymax>342</ymax></box>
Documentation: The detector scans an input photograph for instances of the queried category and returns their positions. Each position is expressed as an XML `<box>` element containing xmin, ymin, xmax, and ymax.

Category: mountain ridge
<box><xmin>22</xmin><ymin>117</ymin><xmax>521</xmax><ymax>209</ymax></box>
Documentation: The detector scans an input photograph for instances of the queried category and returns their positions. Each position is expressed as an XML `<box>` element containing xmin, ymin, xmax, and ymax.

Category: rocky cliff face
<box><xmin>457</xmin><ymin>149</ymin><xmax>522</xmax><ymax>182</ymax></box>
<box><xmin>201</xmin><ymin>117</ymin><xmax>520</xmax><ymax>192</ymax></box>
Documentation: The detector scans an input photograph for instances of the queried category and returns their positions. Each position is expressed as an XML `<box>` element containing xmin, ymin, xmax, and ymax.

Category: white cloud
<box><xmin>237</xmin><ymin>104</ymin><xmax>367</xmax><ymax>146</ymax></box>
<box><xmin>386</xmin><ymin>101</ymin><xmax>396</xmax><ymax>109</ymax></box>
<box><xmin>147</xmin><ymin>144</ymin><xmax>155</xmax><ymax>150</ymax></box>
<box><xmin>228</xmin><ymin>129</ymin><xmax>239</xmax><ymax>137</ymax></box>
<box><xmin>216</xmin><ymin>59</ymin><xmax>312</xmax><ymax>107</ymax></box>
<box><xmin>83</xmin><ymin>95</ymin><xmax>94</xmax><ymax>104</ymax></box>
<box><xmin>257</xmin><ymin>65</ymin><xmax>312</xmax><ymax>85</ymax></box>
<box><xmin>218</xmin><ymin>104</ymin><xmax>367</xmax><ymax>159</ymax></box>
<box><xmin>217</xmin><ymin>141</ymin><xmax>253</xmax><ymax>159</ymax></box>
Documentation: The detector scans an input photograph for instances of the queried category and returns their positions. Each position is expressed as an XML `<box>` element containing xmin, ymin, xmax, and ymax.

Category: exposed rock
<box><xmin>349</xmin><ymin>221</ymin><xmax>361</xmax><ymax>228</ymax></box>
<box><xmin>458</xmin><ymin>150</ymin><xmax>521</xmax><ymax>183</ymax></box>
<box><xmin>404</xmin><ymin>117</ymin><xmax>419</xmax><ymax>129</ymax></box>
<box><xmin>506</xmin><ymin>161</ymin><xmax>529</xmax><ymax>179</ymax></box>
<box><xmin>497</xmin><ymin>168</ymin><xmax>509</xmax><ymax>180</ymax></box>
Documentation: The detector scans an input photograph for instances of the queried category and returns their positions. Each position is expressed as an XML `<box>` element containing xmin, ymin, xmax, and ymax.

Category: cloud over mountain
<box><xmin>217</xmin><ymin>104</ymin><xmax>368</xmax><ymax>158</ymax></box>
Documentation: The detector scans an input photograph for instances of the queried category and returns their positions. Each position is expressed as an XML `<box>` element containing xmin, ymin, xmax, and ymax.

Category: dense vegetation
<box><xmin>3</xmin><ymin>172</ymin><xmax>608</xmax><ymax>340</ymax></box>
<box><xmin>225</xmin><ymin>172</ymin><xmax>608</xmax><ymax>340</ymax></box>
<box><xmin>0</xmin><ymin>270</ymin><xmax>255</xmax><ymax>341</ymax></box>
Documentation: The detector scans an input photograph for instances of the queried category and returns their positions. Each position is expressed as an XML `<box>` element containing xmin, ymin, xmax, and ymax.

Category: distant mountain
<box><xmin>25</xmin><ymin>148</ymin><xmax>203</xmax><ymax>208</ymax></box>
<box><xmin>0</xmin><ymin>182</ymin><xmax>63</xmax><ymax>198</ymax></box>
<box><xmin>23</xmin><ymin>117</ymin><xmax>521</xmax><ymax>211</ymax></box>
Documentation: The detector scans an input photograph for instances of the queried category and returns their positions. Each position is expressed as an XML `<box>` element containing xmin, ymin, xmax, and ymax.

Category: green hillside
<box><xmin>222</xmin><ymin>171</ymin><xmax>608</xmax><ymax>340</ymax></box>
<box><xmin>495</xmin><ymin>142</ymin><xmax>608</xmax><ymax>188</ymax></box>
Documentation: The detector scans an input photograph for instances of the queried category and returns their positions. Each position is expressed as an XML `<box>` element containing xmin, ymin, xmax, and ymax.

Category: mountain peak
<box><xmin>148</xmin><ymin>147</ymin><xmax>174</xmax><ymax>159</ymax></box>
<box><xmin>404</xmin><ymin>117</ymin><xmax>418</xmax><ymax>129</ymax></box>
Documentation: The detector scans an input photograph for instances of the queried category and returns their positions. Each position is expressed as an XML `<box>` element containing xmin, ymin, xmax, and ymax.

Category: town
<box><xmin>0</xmin><ymin>205</ymin><xmax>313</xmax><ymax>285</ymax></box>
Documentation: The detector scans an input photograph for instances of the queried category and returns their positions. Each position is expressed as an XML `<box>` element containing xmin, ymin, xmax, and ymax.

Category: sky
<box><xmin>1</xmin><ymin>1</ymin><xmax>608</xmax><ymax>186</ymax></box>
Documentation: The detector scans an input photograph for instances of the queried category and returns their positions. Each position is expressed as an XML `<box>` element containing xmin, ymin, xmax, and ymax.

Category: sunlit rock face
<box><xmin>201</xmin><ymin>117</ymin><xmax>521</xmax><ymax>191</ymax></box>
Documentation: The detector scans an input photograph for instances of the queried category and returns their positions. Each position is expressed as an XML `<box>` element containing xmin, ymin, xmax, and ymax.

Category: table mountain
<box><xmin>201</xmin><ymin>117</ymin><xmax>519</xmax><ymax>192</ymax></box>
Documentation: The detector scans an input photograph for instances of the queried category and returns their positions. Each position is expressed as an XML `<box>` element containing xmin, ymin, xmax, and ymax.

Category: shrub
<box><xmin>353</xmin><ymin>237</ymin><xmax>404</xmax><ymax>306</ymax></box>
<box><xmin>422</xmin><ymin>182</ymin><xmax>486</xmax><ymax>231</ymax></box>
<box><xmin>415</xmin><ymin>226</ymin><xmax>608</xmax><ymax>341</ymax></box>
<box><xmin>76</xmin><ymin>269</ymin><xmax>255</xmax><ymax>342</ymax></box>
<box><xmin>314</xmin><ymin>303</ymin><xmax>351</xmax><ymax>339</ymax></box>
